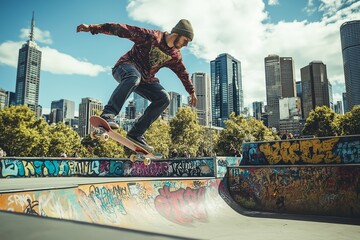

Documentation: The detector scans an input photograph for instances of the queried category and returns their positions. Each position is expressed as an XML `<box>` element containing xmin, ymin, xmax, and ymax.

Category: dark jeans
<box><xmin>102</xmin><ymin>64</ymin><xmax>170</xmax><ymax>137</ymax></box>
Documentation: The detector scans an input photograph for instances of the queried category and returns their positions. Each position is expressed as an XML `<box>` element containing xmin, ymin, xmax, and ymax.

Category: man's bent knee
<box><xmin>160</xmin><ymin>91</ymin><xmax>171</xmax><ymax>108</ymax></box>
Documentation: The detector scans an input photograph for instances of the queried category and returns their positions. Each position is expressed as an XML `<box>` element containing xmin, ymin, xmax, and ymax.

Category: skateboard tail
<box><xmin>89</xmin><ymin>115</ymin><xmax>158</xmax><ymax>160</ymax></box>
<box><xmin>90</xmin><ymin>116</ymin><xmax>111</xmax><ymax>131</ymax></box>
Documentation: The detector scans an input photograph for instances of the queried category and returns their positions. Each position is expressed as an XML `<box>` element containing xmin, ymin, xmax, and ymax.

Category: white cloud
<box><xmin>0</xmin><ymin>31</ymin><xmax>107</xmax><ymax>77</ymax></box>
<box><xmin>318</xmin><ymin>0</ymin><xmax>360</xmax><ymax>18</ymax></box>
<box><xmin>126</xmin><ymin>0</ymin><xmax>358</xmax><ymax>106</ymax></box>
<box><xmin>321</xmin><ymin>1</ymin><xmax>360</xmax><ymax>23</ymax></box>
<box><xmin>0</xmin><ymin>41</ymin><xmax>21</xmax><ymax>66</ymax></box>
<box><xmin>333</xmin><ymin>92</ymin><xmax>343</xmax><ymax>103</ymax></box>
<box><xmin>303</xmin><ymin>0</ymin><xmax>317</xmax><ymax>15</ymax></box>
<box><xmin>20</xmin><ymin>27</ymin><xmax>53</xmax><ymax>45</ymax></box>
<box><xmin>127</xmin><ymin>0</ymin><xmax>268</xmax><ymax>105</ymax></box>
<box><xmin>268</xmin><ymin>0</ymin><xmax>279</xmax><ymax>6</ymax></box>
<box><xmin>39</xmin><ymin>46</ymin><xmax>107</xmax><ymax>76</ymax></box>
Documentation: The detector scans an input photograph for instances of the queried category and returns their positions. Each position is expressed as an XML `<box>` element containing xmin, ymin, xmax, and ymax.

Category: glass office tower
<box><xmin>210</xmin><ymin>53</ymin><xmax>243</xmax><ymax>127</ymax></box>
<box><xmin>340</xmin><ymin>20</ymin><xmax>360</xmax><ymax>112</ymax></box>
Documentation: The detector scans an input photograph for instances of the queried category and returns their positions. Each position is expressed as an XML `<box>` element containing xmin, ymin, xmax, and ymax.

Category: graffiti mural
<box><xmin>0</xmin><ymin>158</ymin><xmax>214</xmax><ymax>178</ymax></box>
<box><xmin>0</xmin><ymin>179</ymin><xmax>221</xmax><ymax>227</ymax></box>
<box><xmin>215</xmin><ymin>156</ymin><xmax>241</xmax><ymax>178</ymax></box>
<box><xmin>241</xmin><ymin>135</ymin><xmax>360</xmax><ymax>165</ymax></box>
<box><xmin>228</xmin><ymin>165</ymin><xmax>360</xmax><ymax>218</ymax></box>
<box><xmin>155</xmin><ymin>185</ymin><xmax>207</xmax><ymax>224</ymax></box>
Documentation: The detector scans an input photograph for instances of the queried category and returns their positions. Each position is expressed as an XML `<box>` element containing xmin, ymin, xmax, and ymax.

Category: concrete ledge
<box><xmin>241</xmin><ymin>135</ymin><xmax>360</xmax><ymax>165</ymax></box>
<box><xmin>0</xmin><ymin>157</ymin><xmax>215</xmax><ymax>178</ymax></box>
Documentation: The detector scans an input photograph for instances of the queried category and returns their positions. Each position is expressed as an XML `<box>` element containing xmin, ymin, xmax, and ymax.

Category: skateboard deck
<box><xmin>89</xmin><ymin>115</ymin><xmax>158</xmax><ymax>164</ymax></box>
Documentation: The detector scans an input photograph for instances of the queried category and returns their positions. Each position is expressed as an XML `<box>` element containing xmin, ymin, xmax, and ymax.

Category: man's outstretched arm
<box><xmin>76</xmin><ymin>23</ymin><xmax>153</xmax><ymax>42</ymax></box>
<box><xmin>76</xmin><ymin>24</ymin><xmax>91</xmax><ymax>33</ymax></box>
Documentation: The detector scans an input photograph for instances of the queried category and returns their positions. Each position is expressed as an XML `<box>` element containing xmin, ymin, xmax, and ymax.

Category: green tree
<box><xmin>198</xmin><ymin>126</ymin><xmax>219</xmax><ymax>156</ymax></box>
<box><xmin>47</xmin><ymin>122</ymin><xmax>85</xmax><ymax>157</ymax></box>
<box><xmin>215</xmin><ymin>112</ymin><xmax>276</xmax><ymax>156</ymax></box>
<box><xmin>302</xmin><ymin>106</ymin><xmax>341</xmax><ymax>137</ymax></box>
<box><xmin>145</xmin><ymin>118</ymin><xmax>171</xmax><ymax>157</ymax></box>
<box><xmin>0</xmin><ymin>106</ymin><xmax>50</xmax><ymax>156</ymax></box>
<box><xmin>339</xmin><ymin>105</ymin><xmax>360</xmax><ymax>135</ymax></box>
<box><xmin>170</xmin><ymin>107</ymin><xmax>203</xmax><ymax>157</ymax></box>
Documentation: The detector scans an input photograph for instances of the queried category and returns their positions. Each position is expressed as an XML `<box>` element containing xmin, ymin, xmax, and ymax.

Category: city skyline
<box><xmin>0</xmin><ymin>0</ymin><xmax>359</xmax><ymax>115</ymax></box>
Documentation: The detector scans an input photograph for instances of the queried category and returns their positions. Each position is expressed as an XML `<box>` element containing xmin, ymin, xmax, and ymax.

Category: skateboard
<box><xmin>89</xmin><ymin>115</ymin><xmax>157</xmax><ymax>165</ymax></box>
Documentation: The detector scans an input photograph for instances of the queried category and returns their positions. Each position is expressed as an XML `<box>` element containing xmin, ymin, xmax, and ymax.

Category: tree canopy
<box><xmin>215</xmin><ymin>112</ymin><xmax>277</xmax><ymax>156</ymax></box>
<box><xmin>0</xmin><ymin>106</ymin><xmax>88</xmax><ymax>157</ymax></box>
<box><xmin>170</xmin><ymin>107</ymin><xmax>203</xmax><ymax>157</ymax></box>
<box><xmin>145</xmin><ymin>118</ymin><xmax>171</xmax><ymax>157</ymax></box>
<box><xmin>302</xmin><ymin>106</ymin><xmax>341</xmax><ymax>137</ymax></box>
<box><xmin>339</xmin><ymin>105</ymin><xmax>360</xmax><ymax>135</ymax></box>
<box><xmin>0</xmin><ymin>106</ymin><xmax>49</xmax><ymax>156</ymax></box>
<box><xmin>1</xmin><ymin>104</ymin><xmax>360</xmax><ymax>157</ymax></box>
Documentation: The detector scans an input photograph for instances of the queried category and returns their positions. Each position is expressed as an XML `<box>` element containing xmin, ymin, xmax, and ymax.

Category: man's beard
<box><xmin>173</xmin><ymin>36</ymin><xmax>182</xmax><ymax>49</ymax></box>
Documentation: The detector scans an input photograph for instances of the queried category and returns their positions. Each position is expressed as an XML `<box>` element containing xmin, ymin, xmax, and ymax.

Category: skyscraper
<box><xmin>50</xmin><ymin>99</ymin><xmax>75</xmax><ymax>123</ymax></box>
<box><xmin>125</xmin><ymin>100</ymin><xmax>136</xmax><ymax>119</ymax></box>
<box><xmin>301</xmin><ymin>61</ymin><xmax>330</xmax><ymax>119</ymax></box>
<box><xmin>0</xmin><ymin>89</ymin><xmax>6</xmax><ymax>110</ymax></box>
<box><xmin>5</xmin><ymin>91</ymin><xmax>16</xmax><ymax>107</ymax></box>
<box><xmin>334</xmin><ymin>101</ymin><xmax>343</xmax><ymax>115</ymax></box>
<box><xmin>15</xmin><ymin>12</ymin><xmax>42</xmax><ymax>117</ymax></box>
<box><xmin>168</xmin><ymin>92</ymin><xmax>182</xmax><ymax>119</ymax></box>
<box><xmin>78</xmin><ymin>98</ymin><xmax>103</xmax><ymax>137</ymax></box>
<box><xmin>342</xmin><ymin>92</ymin><xmax>348</xmax><ymax>113</ymax></box>
<box><xmin>279</xmin><ymin>97</ymin><xmax>303</xmax><ymax>136</ymax></box>
<box><xmin>252</xmin><ymin>101</ymin><xmax>264</xmax><ymax>120</ymax></box>
<box><xmin>264</xmin><ymin>55</ymin><xmax>296</xmax><ymax>130</ymax></box>
<box><xmin>328</xmin><ymin>81</ymin><xmax>334</xmax><ymax>110</ymax></box>
<box><xmin>134</xmin><ymin>93</ymin><xmax>149</xmax><ymax>117</ymax></box>
<box><xmin>210</xmin><ymin>53</ymin><xmax>243</xmax><ymax>127</ymax></box>
<box><xmin>340</xmin><ymin>20</ymin><xmax>360</xmax><ymax>112</ymax></box>
<box><xmin>191</xmin><ymin>72</ymin><xmax>212</xmax><ymax>126</ymax></box>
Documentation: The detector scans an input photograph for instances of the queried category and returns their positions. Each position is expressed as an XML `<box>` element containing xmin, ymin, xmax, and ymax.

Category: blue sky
<box><xmin>0</xmin><ymin>0</ymin><xmax>359</xmax><ymax>115</ymax></box>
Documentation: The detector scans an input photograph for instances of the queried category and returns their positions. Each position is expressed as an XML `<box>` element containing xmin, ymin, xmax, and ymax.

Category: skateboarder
<box><xmin>77</xmin><ymin>19</ymin><xmax>197</xmax><ymax>152</ymax></box>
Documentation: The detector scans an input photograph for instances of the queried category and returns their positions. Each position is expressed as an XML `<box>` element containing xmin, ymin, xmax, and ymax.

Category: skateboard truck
<box><xmin>129</xmin><ymin>153</ymin><xmax>151</xmax><ymax>165</ymax></box>
<box><xmin>91</xmin><ymin>129</ymin><xmax>152</xmax><ymax>165</ymax></box>
<box><xmin>90</xmin><ymin>127</ymin><xmax>110</xmax><ymax>142</ymax></box>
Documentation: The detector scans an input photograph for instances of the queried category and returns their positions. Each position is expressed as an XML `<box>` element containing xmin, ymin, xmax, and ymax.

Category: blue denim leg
<box><xmin>128</xmin><ymin>82</ymin><xmax>170</xmax><ymax>137</ymax></box>
<box><xmin>102</xmin><ymin>64</ymin><xmax>141</xmax><ymax>117</ymax></box>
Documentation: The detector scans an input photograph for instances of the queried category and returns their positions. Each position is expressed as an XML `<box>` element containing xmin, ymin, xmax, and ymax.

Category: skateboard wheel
<box><xmin>144</xmin><ymin>158</ymin><xmax>151</xmax><ymax>166</ymax></box>
<box><xmin>100</xmin><ymin>133</ymin><xmax>109</xmax><ymax>142</ymax></box>
<box><xmin>130</xmin><ymin>154</ymin><xmax>137</xmax><ymax>162</ymax></box>
<box><xmin>90</xmin><ymin>130</ymin><xmax>98</xmax><ymax>140</ymax></box>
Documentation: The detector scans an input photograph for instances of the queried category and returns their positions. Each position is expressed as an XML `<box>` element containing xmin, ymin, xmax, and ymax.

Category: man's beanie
<box><xmin>171</xmin><ymin>19</ymin><xmax>194</xmax><ymax>41</ymax></box>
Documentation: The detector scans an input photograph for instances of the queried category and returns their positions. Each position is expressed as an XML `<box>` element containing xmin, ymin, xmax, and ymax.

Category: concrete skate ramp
<box><xmin>0</xmin><ymin>177</ymin><xmax>359</xmax><ymax>240</ymax></box>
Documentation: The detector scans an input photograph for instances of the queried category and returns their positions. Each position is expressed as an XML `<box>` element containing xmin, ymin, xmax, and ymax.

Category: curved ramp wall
<box><xmin>227</xmin><ymin>165</ymin><xmax>360</xmax><ymax>218</ymax></box>
<box><xmin>0</xmin><ymin>178</ymin><xmax>239</xmax><ymax>239</ymax></box>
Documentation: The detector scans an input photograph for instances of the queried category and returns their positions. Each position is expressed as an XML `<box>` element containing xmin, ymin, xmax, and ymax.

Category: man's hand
<box><xmin>76</xmin><ymin>24</ymin><xmax>90</xmax><ymax>33</ymax></box>
<box><xmin>189</xmin><ymin>92</ymin><xmax>197</xmax><ymax>107</ymax></box>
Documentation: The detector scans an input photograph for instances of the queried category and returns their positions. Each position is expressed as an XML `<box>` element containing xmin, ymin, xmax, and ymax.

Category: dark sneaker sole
<box><xmin>126</xmin><ymin>136</ymin><xmax>154</xmax><ymax>152</ymax></box>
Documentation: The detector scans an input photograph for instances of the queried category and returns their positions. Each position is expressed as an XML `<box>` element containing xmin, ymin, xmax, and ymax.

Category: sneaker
<box><xmin>126</xmin><ymin>134</ymin><xmax>154</xmax><ymax>152</ymax></box>
<box><xmin>100</xmin><ymin>114</ymin><xmax>120</xmax><ymax>129</ymax></box>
